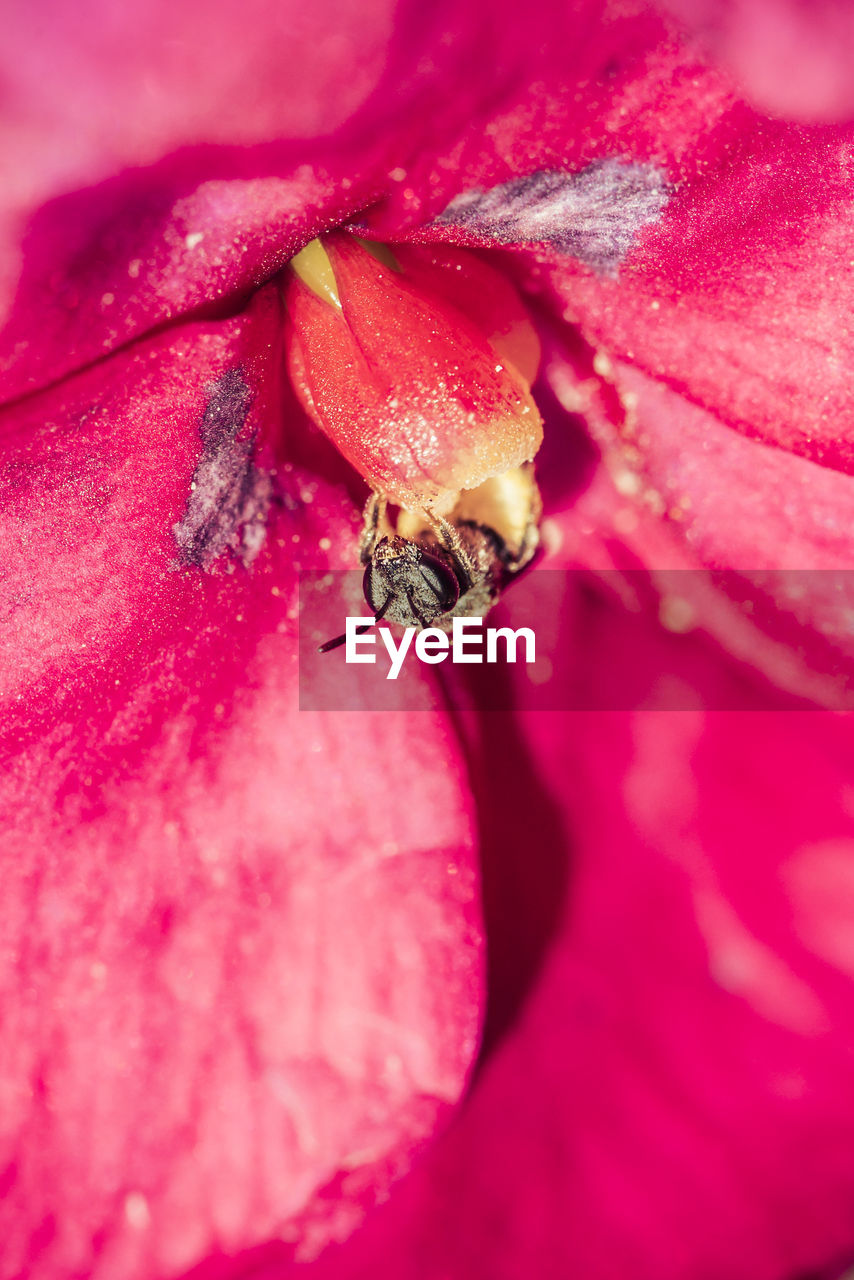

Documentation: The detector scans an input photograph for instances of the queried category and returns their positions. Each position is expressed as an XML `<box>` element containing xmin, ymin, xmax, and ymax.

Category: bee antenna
<box><xmin>317</xmin><ymin>631</ymin><xmax>351</xmax><ymax>654</ymax></box>
<box><xmin>318</xmin><ymin>594</ymin><xmax>392</xmax><ymax>653</ymax></box>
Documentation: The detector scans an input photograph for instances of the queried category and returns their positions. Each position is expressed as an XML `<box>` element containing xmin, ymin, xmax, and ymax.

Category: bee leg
<box><xmin>429</xmin><ymin>514</ymin><xmax>479</xmax><ymax>591</ymax></box>
<box><xmin>359</xmin><ymin>491</ymin><xmax>387</xmax><ymax>564</ymax></box>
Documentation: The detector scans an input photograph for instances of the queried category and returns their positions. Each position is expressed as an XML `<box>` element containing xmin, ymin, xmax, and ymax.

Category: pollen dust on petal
<box><xmin>172</xmin><ymin>368</ymin><xmax>272</xmax><ymax>571</ymax></box>
<box><xmin>436</xmin><ymin>159</ymin><xmax>671</xmax><ymax>276</ymax></box>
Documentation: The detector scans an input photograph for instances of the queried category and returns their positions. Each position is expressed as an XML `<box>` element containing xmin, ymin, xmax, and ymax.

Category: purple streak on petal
<box><xmin>172</xmin><ymin>368</ymin><xmax>272</xmax><ymax>570</ymax></box>
<box><xmin>436</xmin><ymin>160</ymin><xmax>671</xmax><ymax>275</ymax></box>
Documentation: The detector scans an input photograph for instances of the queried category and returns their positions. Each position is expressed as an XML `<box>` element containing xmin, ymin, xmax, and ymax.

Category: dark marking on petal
<box><xmin>173</xmin><ymin>368</ymin><xmax>272</xmax><ymax>571</ymax></box>
<box><xmin>436</xmin><ymin>160</ymin><xmax>671</xmax><ymax>276</ymax></box>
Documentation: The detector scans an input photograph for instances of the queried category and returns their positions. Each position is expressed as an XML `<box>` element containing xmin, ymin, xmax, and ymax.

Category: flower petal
<box><xmin>0</xmin><ymin>0</ymin><xmax>672</xmax><ymax>399</ymax></box>
<box><xmin>296</xmin><ymin>629</ymin><xmax>854</xmax><ymax>1280</ymax></box>
<box><xmin>0</xmin><ymin>287</ymin><xmax>483</xmax><ymax>1276</ymax></box>
<box><xmin>550</xmin><ymin>119</ymin><xmax>854</xmax><ymax>477</ymax></box>
<box><xmin>659</xmin><ymin>0</ymin><xmax>854</xmax><ymax>121</ymax></box>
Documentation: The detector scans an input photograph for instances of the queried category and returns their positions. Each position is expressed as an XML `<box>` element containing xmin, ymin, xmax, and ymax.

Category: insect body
<box><xmin>320</xmin><ymin>463</ymin><xmax>541</xmax><ymax>651</ymax></box>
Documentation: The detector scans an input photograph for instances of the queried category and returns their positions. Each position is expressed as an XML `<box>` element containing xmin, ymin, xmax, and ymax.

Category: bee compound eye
<box><xmin>362</xmin><ymin>564</ymin><xmax>395</xmax><ymax>620</ymax></box>
<box><xmin>362</xmin><ymin>544</ymin><xmax>460</xmax><ymax>623</ymax></box>
<box><xmin>362</xmin><ymin>563</ymin><xmax>381</xmax><ymax>612</ymax></box>
<box><xmin>417</xmin><ymin>551</ymin><xmax>460</xmax><ymax>613</ymax></box>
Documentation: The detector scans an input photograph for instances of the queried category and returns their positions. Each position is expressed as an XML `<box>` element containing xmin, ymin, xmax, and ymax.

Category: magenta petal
<box><xmin>0</xmin><ymin>165</ymin><xmax>366</xmax><ymax>402</ymax></box>
<box><xmin>542</xmin><ymin>116</ymin><xmax>854</xmax><ymax>476</ymax></box>
<box><xmin>8</xmin><ymin>1</ymin><xmax>854</xmax><ymax>1278</ymax></box>
<box><xmin>297</xmin><ymin>619</ymin><xmax>854</xmax><ymax>1280</ymax></box>
<box><xmin>660</xmin><ymin>0</ymin><xmax>854</xmax><ymax>121</ymax></box>
<box><xmin>0</xmin><ymin>0</ymin><xmax>683</xmax><ymax>404</ymax></box>
<box><xmin>0</xmin><ymin>286</ymin><xmax>482</xmax><ymax>1276</ymax></box>
<box><xmin>551</xmin><ymin>355</ymin><xmax>854</xmax><ymax>703</ymax></box>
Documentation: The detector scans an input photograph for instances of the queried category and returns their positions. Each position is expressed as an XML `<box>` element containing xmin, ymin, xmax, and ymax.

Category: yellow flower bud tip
<box><xmin>289</xmin><ymin>238</ymin><xmax>341</xmax><ymax>309</ymax></box>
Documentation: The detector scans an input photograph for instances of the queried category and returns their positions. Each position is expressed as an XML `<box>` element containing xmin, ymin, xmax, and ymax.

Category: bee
<box><xmin>319</xmin><ymin>462</ymin><xmax>541</xmax><ymax>652</ymax></box>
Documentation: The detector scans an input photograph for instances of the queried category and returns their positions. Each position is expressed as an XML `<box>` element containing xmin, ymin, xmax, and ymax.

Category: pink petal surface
<box><xmin>546</xmin><ymin>119</ymin><xmax>854</xmax><ymax>476</ymax></box>
<box><xmin>0</xmin><ymin>283</ymin><xmax>482</xmax><ymax>1277</ymax></box>
<box><xmin>0</xmin><ymin>0</ymin><xmax>674</xmax><ymax>401</ymax></box>
<box><xmin>4</xmin><ymin>1</ymin><xmax>854</xmax><ymax>1279</ymax></box>
<box><xmin>596</xmin><ymin>361</ymin><xmax>854</xmax><ymax>701</ymax></box>
<box><xmin>296</xmin><ymin>681</ymin><xmax>854</xmax><ymax>1280</ymax></box>
<box><xmin>659</xmin><ymin>0</ymin><xmax>854</xmax><ymax>121</ymax></box>
<box><xmin>398</xmin><ymin>55</ymin><xmax>854</xmax><ymax>698</ymax></box>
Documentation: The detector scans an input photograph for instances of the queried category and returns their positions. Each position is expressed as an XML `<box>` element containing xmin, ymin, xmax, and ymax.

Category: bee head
<box><xmin>363</xmin><ymin>536</ymin><xmax>461</xmax><ymax>628</ymax></box>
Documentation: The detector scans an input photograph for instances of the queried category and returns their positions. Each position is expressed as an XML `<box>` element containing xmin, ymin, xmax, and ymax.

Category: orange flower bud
<box><xmin>283</xmin><ymin>233</ymin><xmax>543</xmax><ymax>513</ymax></box>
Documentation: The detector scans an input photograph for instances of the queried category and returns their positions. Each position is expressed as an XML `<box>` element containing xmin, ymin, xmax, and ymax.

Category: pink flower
<box><xmin>3</xmin><ymin>2</ymin><xmax>854</xmax><ymax>1279</ymax></box>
